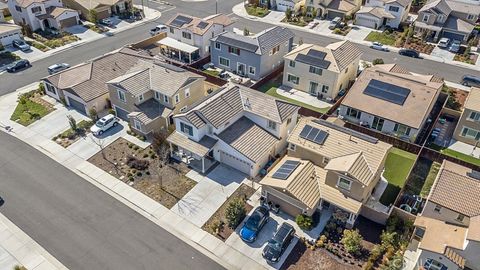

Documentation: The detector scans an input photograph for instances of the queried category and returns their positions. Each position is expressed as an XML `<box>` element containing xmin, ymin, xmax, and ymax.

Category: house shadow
<box><xmin>235</xmin><ymin>214</ymin><xmax>279</xmax><ymax>249</ymax></box>
<box><xmin>206</xmin><ymin>165</ymin><xmax>247</xmax><ymax>187</ymax></box>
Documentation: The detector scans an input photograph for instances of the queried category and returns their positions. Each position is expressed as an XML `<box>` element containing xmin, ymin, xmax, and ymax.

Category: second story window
<box><xmin>31</xmin><ymin>6</ymin><xmax>42</xmax><ymax>13</ymax></box>
<box><xmin>180</xmin><ymin>122</ymin><xmax>193</xmax><ymax>136</ymax></box>
<box><xmin>182</xmin><ymin>32</ymin><xmax>191</xmax><ymax>39</ymax></box>
<box><xmin>434</xmin><ymin>204</ymin><xmax>442</xmax><ymax>212</ymax></box>
<box><xmin>117</xmin><ymin>89</ymin><xmax>126</xmax><ymax>103</ymax></box>
<box><xmin>15</xmin><ymin>5</ymin><xmax>22</xmax><ymax>12</ymax></box>
<box><xmin>289</xmin><ymin>60</ymin><xmax>295</xmax><ymax>67</ymax></box>
<box><xmin>287</xmin><ymin>74</ymin><xmax>299</xmax><ymax>85</ymax></box>
<box><xmin>163</xmin><ymin>95</ymin><xmax>169</xmax><ymax>104</ymax></box>
<box><xmin>346</xmin><ymin>107</ymin><xmax>361</xmax><ymax>119</ymax></box>
<box><xmin>248</xmin><ymin>66</ymin><xmax>255</xmax><ymax>75</ymax></box>
<box><xmin>422</xmin><ymin>14</ymin><xmax>429</xmax><ymax>22</ymax></box>
<box><xmin>456</xmin><ymin>214</ymin><xmax>465</xmax><ymax>222</ymax></box>
<box><xmin>309</xmin><ymin>66</ymin><xmax>322</xmax><ymax>75</ymax></box>
<box><xmin>154</xmin><ymin>91</ymin><xmax>160</xmax><ymax>100</ymax></box>
<box><xmin>467</xmin><ymin>14</ymin><xmax>475</xmax><ymax>20</ymax></box>
<box><xmin>469</xmin><ymin>111</ymin><xmax>480</xmax><ymax>121</ymax></box>
<box><xmin>184</xmin><ymin>88</ymin><xmax>190</xmax><ymax>98</ymax></box>
<box><xmin>169</xmin><ymin>27</ymin><xmax>174</xmax><ymax>34</ymax></box>
<box><xmin>219</xmin><ymin>56</ymin><xmax>230</xmax><ymax>67</ymax></box>
<box><xmin>337</xmin><ymin>177</ymin><xmax>352</xmax><ymax>191</ymax></box>
<box><xmin>175</xmin><ymin>94</ymin><xmax>180</xmax><ymax>104</ymax></box>
<box><xmin>394</xmin><ymin>123</ymin><xmax>411</xmax><ymax>136</ymax></box>
<box><xmin>228</xmin><ymin>46</ymin><xmax>240</xmax><ymax>55</ymax></box>
<box><xmin>270</xmin><ymin>45</ymin><xmax>280</xmax><ymax>55</ymax></box>
<box><xmin>388</xmin><ymin>6</ymin><xmax>399</xmax><ymax>12</ymax></box>
<box><xmin>289</xmin><ymin>143</ymin><xmax>296</xmax><ymax>151</ymax></box>
<box><xmin>138</xmin><ymin>94</ymin><xmax>144</xmax><ymax>102</ymax></box>
<box><xmin>268</xmin><ymin>120</ymin><xmax>277</xmax><ymax>130</ymax></box>
<box><xmin>215</xmin><ymin>42</ymin><xmax>221</xmax><ymax>50</ymax></box>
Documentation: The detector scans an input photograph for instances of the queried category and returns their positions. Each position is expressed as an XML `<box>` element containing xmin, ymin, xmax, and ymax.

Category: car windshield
<box><xmin>96</xmin><ymin>121</ymin><xmax>106</xmax><ymax>127</ymax></box>
<box><xmin>245</xmin><ymin>214</ymin><xmax>261</xmax><ymax>231</ymax></box>
<box><xmin>267</xmin><ymin>239</ymin><xmax>282</xmax><ymax>251</ymax></box>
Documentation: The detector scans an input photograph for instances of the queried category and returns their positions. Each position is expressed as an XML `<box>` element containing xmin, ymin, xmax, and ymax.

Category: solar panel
<box><xmin>312</xmin><ymin>119</ymin><xmax>378</xmax><ymax>143</ymax></box>
<box><xmin>306</xmin><ymin>128</ymin><xmax>320</xmax><ymax>141</ymax></box>
<box><xmin>272</xmin><ymin>160</ymin><xmax>300</xmax><ymax>180</ymax></box>
<box><xmin>314</xmin><ymin>130</ymin><xmax>329</xmax><ymax>144</ymax></box>
<box><xmin>170</xmin><ymin>15</ymin><xmax>193</xmax><ymax>27</ymax></box>
<box><xmin>363</xmin><ymin>79</ymin><xmax>410</xmax><ymax>105</ymax></box>
<box><xmin>299</xmin><ymin>125</ymin><xmax>329</xmax><ymax>145</ymax></box>
<box><xmin>299</xmin><ymin>125</ymin><xmax>312</xmax><ymax>138</ymax></box>
<box><xmin>307</xmin><ymin>49</ymin><xmax>327</xmax><ymax>60</ymax></box>
<box><xmin>197</xmin><ymin>21</ymin><xmax>209</xmax><ymax>29</ymax></box>
<box><xmin>295</xmin><ymin>54</ymin><xmax>331</xmax><ymax>69</ymax></box>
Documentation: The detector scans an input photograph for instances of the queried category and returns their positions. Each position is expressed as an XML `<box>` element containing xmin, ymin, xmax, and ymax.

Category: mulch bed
<box><xmin>403</xmin><ymin>37</ymin><xmax>434</xmax><ymax>54</ymax></box>
<box><xmin>53</xmin><ymin>120</ymin><xmax>94</xmax><ymax>148</ymax></box>
<box><xmin>201</xmin><ymin>184</ymin><xmax>256</xmax><ymax>241</ymax></box>
<box><xmin>88</xmin><ymin>138</ymin><xmax>196</xmax><ymax>209</ymax></box>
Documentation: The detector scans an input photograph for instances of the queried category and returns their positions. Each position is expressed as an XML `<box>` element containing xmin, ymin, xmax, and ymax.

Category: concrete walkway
<box><xmin>0</xmin><ymin>213</ymin><xmax>68</xmax><ymax>270</ymax></box>
<box><xmin>276</xmin><ymin>85</ymin><xmax>332</xmax><ymax>109</ymax></box>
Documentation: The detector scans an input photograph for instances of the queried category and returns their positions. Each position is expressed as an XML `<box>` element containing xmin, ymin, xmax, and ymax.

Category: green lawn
<box><xmin>379</xmin><ymin>148</ymin><xmax>417</xmax><ymax>205</ymax></box>
<box><xmin>364</xmin><ymin>31</ymin><xmax>397</xmax><ymax>46</ymax></box>
<box><xmin>10</xmin><ymin>99</ymin><xmax>51</xmax><ymax>126</ymax></box>
<box><xmin>258</xmin><ymin>80</ymin><xmax>330</xmax><ymax>114</ymax></box>
<box><xmin>430</xmin><ymin>144</ymin><xmax>480</xmax><ymax>166</ymax></box>
<box><xmin>202</xmin><ymin>69</ymin><xmax>220</xmax><ymax>77</ymax></box>
<box><xmin>420</xmin><ymin>162</ymin><xmax>441</xmax><ymax>198</ymax></box>
<box><xmin>245</xmin><ymin>6</ymin><xmax>270</xmax><ymax>17</ymax></box>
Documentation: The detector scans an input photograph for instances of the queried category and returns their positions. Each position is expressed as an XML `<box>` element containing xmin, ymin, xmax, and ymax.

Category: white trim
<box><xmin>117</xmin><ymin>89</ymin><xmax>126</xmax><ymax>103</ymax></box>
<box><xmin>218</xmin><ymin>56</ymin><xmax>230</xmax><ymax>68</ymax></box>
<box><xmin>337</xmin><ymin>176</ymin><xmax>352</xmax><ymax>191</ymax></box>
<box><xmin>237</xmin><ymin>62</ymin><xmax>246</xmax><ymax>76</ymax></box>
<box><xmin>248</xmin><ymin>66</ymin><xmax>256</xmax><ymax>75</ymax></box>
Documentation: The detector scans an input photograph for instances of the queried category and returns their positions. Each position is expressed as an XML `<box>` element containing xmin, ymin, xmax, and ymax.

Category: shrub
<box><xmin>373</xmin><ymin>58</ymin><xmax>384</xmax><ymax>65</ymax></box>
<box><xmin>316</xmin><ymin>234</ymin><xmax>327</xmax><ymax>248</ymax></box>
<box><xmin>143</xmin><ymin>153</ymin><xmax>149</xmax><ymax>158</ymax></box>
<box><xmin>128</xmin><ymin>176</ymin><xmax>134</xmax><ymax>182</ymax></box>
<box><xmin>145</xmin><ymin>171</ymin><xmax>150</xmax><ymax>175</ymax></box>
<box><xmin>127</xmin><ymin>173</ymin><xmax>132</xmax><ymax>177</ymax></box>
<box><xmin>88</xmin><ymin>108</ymin><xmax>98</xmax><ymax>121</ymax></box>
<box><xmin>296</xmin><ymin>214</ymin><xmax>313</xmax><ymax>230</ymax></box>
<box><xmin>128</xmin><ymin>143</ymin><xmax>133</xmax><ymax>148</ymax></box>
<box><xmin>380</xmin><ymin>231</ymin><xmax>397</xmax><ymax>249</ymax></box>
<box><xmin>136</xmin><ymin>171</ymin><xmax>142</xmax><ymax>177</ymax></box>
<box><xmin>67</xmin><ymin>115</ymin><xmax>77</xmax><ymax>131</ymax></box>
<box><xmin>133</xmin><ymin>145</ymin><xmax>139</xmax><ymax>150</ymax></box>
<box><xmin>340</xmin><ymin>229</ymin><xmax>363</xmax><ymax>255</ymax></box>
<box><xmin>19</xmin><ymin>95</ymin><xmax>28</xmax><ymax>105</ymax></box>
<box><xmin>38</xmin><ymin>83</ymin><xmax>46</xmax><ymax>95</ymax></box>
<box><xmin>150</xmin><ymin>154</ymin><xmax>156</xmax><ymax>159</ymax></box>
<box><xmin>210</xmin><ymin>219</ymin><xmax>224</xmax><ymax>234</ymax></box>
<box><xmin>126</xmin><ymin>155</ymin><xmax>149</xmax><ymax>170</ymax></box>
<box><xmin>109</xmin><ymin>108</ymin><xmax>116</xmax><ymax>116</ymax></box>
<box><xmin>225</xmin><ymin>198</ymin><xmax>246</xmax><ymax>229</ymax></box>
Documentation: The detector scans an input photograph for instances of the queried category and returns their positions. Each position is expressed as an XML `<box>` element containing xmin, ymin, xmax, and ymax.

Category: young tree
<box><xmin>285</xmin><ymin>8</ymin><xmax>292</xmax><ymax>21</ymax></box>
<box><xmin>225</xmin><ymin>198</ymin><xmax>246</xmax><ymax>228</ymax></box>
<box><xmin>311</xmin><ymin>8</ymin><xmax>318</xmax><ymax>18</ymax></box>
<box><xmin>243</xmin><ymin>27</ymin><xmax>250</xmax><ymax>36</ymax></box>
<box><xmin>67</xmin><ymin>115</ymin><xmax>77</xmax><ymax>132</ymax></box>
<box><xmin>88</xmin><ymin>9</ymin><xmax>98</xmax><ymax>23</ymax></box>
<box><xmin>341</xmin><ymin>229</ymin><xmax>363</xmax><ymax>255</ymax></box>
<box><xmin>88</xmin><ymin>108</ymin><xmax>98</xmax><ymax>121</ymax></box>
<box><xmin>372</xmin><ymin>58</ymin><xmax>385</xmax><ymax>65</ymax></box>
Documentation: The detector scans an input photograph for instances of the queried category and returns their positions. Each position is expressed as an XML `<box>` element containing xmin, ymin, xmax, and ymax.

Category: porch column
<box><xmin>169</xmin><ymin>142</ymin><xmax>173</xmax><ymax>156</ymax></box>
<box><xmin>202</xmin><ymin>157</ymin><xmax>205</xmax><ymax>173</ymax></box>
<box><xmin>188</xmin><ymin>53</ymin><xmax>192</xmax><ymax>64</ymax></box>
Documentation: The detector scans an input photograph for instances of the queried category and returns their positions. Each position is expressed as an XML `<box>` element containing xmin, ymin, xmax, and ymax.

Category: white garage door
<box><xmin>219</xmin><ymin>150</ymin><xmax>252</xmax><ymax>175</ymax></box>
<box><xmin>0</xmin><ymin>32</ymin><xmax>22</xmax><ymax>46</ymax></box>
<box><xmin>355</xmin><ymin>16</ymin><xmax>378</xmax><ymax>29</ymax></box>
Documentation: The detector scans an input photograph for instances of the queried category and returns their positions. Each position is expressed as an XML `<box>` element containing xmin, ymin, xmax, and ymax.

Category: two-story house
<box><xmin>414</xmin><ymin>0</ymin><xmax>480</xmax><ymax>43</ymax></box>
<box><xmin>166</xmin><ymin>84</ymin><xmax>299</xmax><ymax>177</ymax></box>
<box><xmin>260</xmin><ymin>117</ymin><xmax>392</xmax><ymax>228</ymax></box>
<box><xmin>305</xmin><ymin>0</ymin><xmax>361</xmax><ymax>19</ymax></box>
<box><xmin>410</xmin><ymin>160</ymin><xmax>480</xmax><ymax>270</ymax></box>
<box><xmin>160</xmin><ymin>13</ymin><xmax>233</xmax><ymax>64</ymax></box>
<box><xmin>107</xmin><ymin>61</ymin><xmax>205</xmax><ymax>136</ymax></box>
<box><xmin>210</xmin><ymin>26</ymin><xmax>295</xmax><ymax>81</ymax></box>
<box><xmin>453</xmin><ymin>87</ymin><xmax>480</xmax><ymax>146</ymax></box>
<box><xmin>8</xmin><ymin>0</ymin><xmax>79</xmax><ymax>31</ymax></box>
<box><xmin>355</xmin><ymin>0</ymin><xmax>411</xmax><ymax>29</ymax></box>
<box><xmin>282</xmin><ymin>40</ymin><xmax>362</xmax><ymax>100</ymax></box>
<box><xmin>62</xmin><ymin>0</ymin><xmax>131</xmax><ymax>21</ymax></box>
<box><xmin>338</xmin><ymin>64</ymin><xmax>443</xmax><ymax>142</ymax></box>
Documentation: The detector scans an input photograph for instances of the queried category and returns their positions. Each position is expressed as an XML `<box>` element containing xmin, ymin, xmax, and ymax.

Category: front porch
<box><xmin>157</xmin><ymin>37</ymin><xmax>200</xmax><ymax>64</ymax></box>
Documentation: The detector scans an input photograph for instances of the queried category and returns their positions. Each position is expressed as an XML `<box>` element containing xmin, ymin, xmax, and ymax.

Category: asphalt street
<box><xmin>0</xmin><ymin>131</ymin><xmax>224</xmax><ymax>270</ymax></box>
<box><xmin>1</xmin><ymin>0</ymin><xmax>479</xmax><ymax>94</ymax></box>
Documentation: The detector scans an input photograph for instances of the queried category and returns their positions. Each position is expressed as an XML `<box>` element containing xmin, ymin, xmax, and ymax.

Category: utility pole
<box><xmin>215</xmin><ymin>0</ymin><xmax>218</xmax><ymax>14</ymax></box>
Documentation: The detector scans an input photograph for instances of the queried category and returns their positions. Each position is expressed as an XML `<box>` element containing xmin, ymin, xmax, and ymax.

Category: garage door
<box><xmin>59</xmin><ymin>17</ymin><xmax>77</xmax><ymax>28</ymax></box>
<box><xmin>219</xmin><ymin>150</ymin><xmax>251</xmax><ymax>175</ymax></box>
<box><xmin>96</xmin><ymin>9</ymin><xmax>110</xmax><ymax>20</ymax></box>
<box><xmin>67</xmin><ymin>97</ymin><xmax>86</xmax><ymax>115</ymax></box>
<box><xmin>355</xmin><ymin>16</ymin><xmax>378</xmax><ymax>29</ymax></box>
<box><xmin>114</xmin><ymin>106</ymin><xmax>129</xmax><ymax>120</ymax></box>
<box><xmin>442</xmin><ymin>31</ymin><xmax>465</xmax><ymax>42</ymax></box>
<box><xmin>327</xmin><ymin>11</ymin><xmax>345</xmax><ymax>20</ymax></box>
<box><xmin>0</xmin><ymin>32</ymin><xmax>21</xmax><ymax>46</ymax></box>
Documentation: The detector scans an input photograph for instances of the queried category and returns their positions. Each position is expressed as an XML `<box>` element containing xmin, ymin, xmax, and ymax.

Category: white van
<box><xmin>150</xmin><ymin>24</ymin><xmax>168</xmax><ymax>35</ymax></box>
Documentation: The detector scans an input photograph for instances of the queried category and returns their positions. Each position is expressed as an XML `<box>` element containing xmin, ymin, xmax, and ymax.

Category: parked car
<box><xmin>90</xmin><ymin>114</ymin><xmax>119</xmax><ymax>136</ymax></box>
<box><xmin>262</xmin><ymin>222</ymin><xmax>295</xmax><ymax>263</ymax></box>
<box><xmin>12</xmin><ymin>39</ymin><xmax>31</xmax><ymax>52</ymax></box>
<box><xmin>48</xmin><ymin>63</ymin><xmax>70</xmax><ymax>74</ymax></box>
<box><xmin>150</xmin><ymin>24</ymin><xmax>168</xmax><ymax>35</ymax></box>
<box><xmin>307</xmin><ymin>21</ymin><xmax>319</xmax><ymax>29</ymax></box>
<box><xmin>438</xmin><ymin>38</ymin><xmax>450</xmax><ymax>49</ymax></box>
<box><xmin>370</xmin><ymin>42</ymin><xmax>389</xmax><ymax>52</ymax></box>
<box><xmin>461</xmin><ymin>75</ymin><xmax>480</xmax><ymax>87</ymax></box>
<box><xmin>449</xmin><ymin>40</ymin><xmax>461</xmax><ymax>53</ymax></box>
<box><xmin>100</xmin><ymin>18</ymin><xmax>113</xmax><ymax>27</ymax></box>
<box><xmin>328</xmin><ymin>17</ymin><xmax>341</xmax><ymax>30</ymax></box>
<box><xmin>239</xmin><ymin>206</ymin><xmax>269</xmax><ymax>243</ymax></box>
<box><xmin>398</xmin><ymin>48</ymin><xmax>420</xmax><ymax>58</ymax></box>
<box><xmin>6</xmin><ymin>59</ymin><xmax>30</xmax><ymax>72</ymax></box>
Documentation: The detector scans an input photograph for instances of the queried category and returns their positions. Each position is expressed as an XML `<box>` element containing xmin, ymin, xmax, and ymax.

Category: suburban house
<box><xmin>7</xmin><ymin>0</ymin><xmax>79</xmax><ymax>31</ymax></box>
<box><xmin>453</xmin><ymin>87</ymin><xmax>480</xmax><ymax>146</ymax></box>
<box><xmin>107</xmin><ymin>60</ymin><xmax>206</xmax><ymax>136</ymax></box>
<box><xmin>338</xmin><ymin>64</ymin><xmax>443</xmax><ymax>141</ymax></box>
<box><xmin>282</xmin><ymin>40</ymin><xmax>362</xmax><ymax>100</ymax></box>
<box><xmin>304</xmin><ymin>0</ymin><xmax>361</xmax><ymax>19</ymax></box>
<box><xmin>210</xmin><ymin>26</ymin><xmax>295</xmax><ymax>81</ymax></box>
<box><xmin>260</xmin><ymin>117</ymin><xmax>392</xmax><ymax>228</ymax></box>
<box><xmin>414</xmin><ymin>0</ymin><xmax>480</xmax><ymax>43</ymax></box>
<box><xmin>355</xmin><ymin>0</ymin><xmax>411</xmax><ymax>29</ymax></box>
<box><xmin>167</xmin><ymin>84</ymin><xmax>299</xmax><ymax>176</ymax></box>
<box><xmin>0</xmin><ymin>22</ymin><xmax>22</xmax><ymax>46</ymax></box>
<box><xmin>62</xmin><ymin>0</ymin><xmax>131</xmax><ymax>20</ymax></box>
<box><xmin>160</xmin><ymin>13</ymin><xmax>233</xmax><ymax>64</ymax></box>
<box><xmin>273</xmin><ymin>0</ymin><xmax>304</xmax><ymax>11</ymax></box>
<box><xmin>0</xmin><ymin>0</ymin><xmax>9</xmax><ymax>21</ymax></box>
<box><xmin>410</xmin><ymin>160</ymin><xmax>480</xmax><ymax>270</ymax></box>
<box><xmin>42</xmin><ymin>48</ymin><xmax>153</xmax><ymax>116</ymax></box>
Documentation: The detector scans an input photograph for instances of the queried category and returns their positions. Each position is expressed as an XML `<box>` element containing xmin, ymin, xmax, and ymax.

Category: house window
<box><xmin>321</xmin><ymin>85</ymin><xmax>329</xmax><ymax>93</ymax></box>
<box><xmin>31</xmin><ymin>6</ymin><xmax>41</xmax><ymax>13</ymax></box>
<box><xmin>414</xmin><ymin>227</ymin><xmax>425</xmax><ymax>238</ymax></box>
<box><xmin>323</xmin><ymin>157</ymin><xmax>330</xmax><ymax>164</ymax></box>
<box><xmin>219</xmin><ymin>56</ymin><xmax>230</xmax><ymax>67</ymax></box>
<box><xmin>117</xmin><ymin>90</ymin><xmax>126</xmax><ymax>102</ymax></box>
<box><xmin>422</xmin><ymin>14</ymin><xmax>429</xmax><ymax>22</ymax></box>
<box><xmin>424</xmin><ymin>259</ymin><xmax>446</xmax><ymax>270</ymax></box>
<box><xmin>461</xmin><ymin>126</ymin><xmax>480</xmax><ymax>140</ymax></box>
<box><xmin>175</xmin><ymin>94</ymin><xmax>180</xmax><ymax>104</ymax></box>
<box><xmin>45</xmin><ymin>83</ymin><xmax>56</xmax><ymax>95</ymax></box>
<box><xmin>456</xmin><ymin>214</ymin><xmax>465</xmax><ymax>222</ymax></box>
<box><xmin>434</xmin><ymin>204</ymin><xmax>442</xmax><ymax>212</ymax></box>
<box><xmin>182</xmin><ymin>32</ymin><xmax>191</xmax><ymax>39</ymax></box>
<box><xmin>184</xmin><ymin>88</ymin><xmax>190</xmax><ymax>98</ymax></box>
<box><xmin>469</xmin><ymin>111</ymin><xmax>480</xmax><ymax>121</ymax></box>
<box><xmin>394</xmin><ymin>123</ymin><xmax>411</xmax><ymax>136</ymax></box>
<box><xmin>163</xmin><ymin>95</ymin><xmax>169</xmax><ymax>104</ymax></box>
<box><xmin>289</xmin><ymin>143</ymin><xmax>296</xmax><ymax>151</ymax></box>
<box><xmin>138</xmin><ymin>94</ymin><xmax>144</xmax><ymax>102</ymax></box>
<box><xmin>289</xmin><ymin>60</ymin><xmax>295</xmax><ymax>67</ymax></box>
<box><xmin>437</xmin><ymin>15</ymin><xmax>445</xmax><ymax>22</ymax></box>
<box><xmin>15</xmin><ymin>5</ymin><xmax>22</xmax><ymax>12</ymax></box>
<box><xmin>345</xmin><ymin>67</ymin><xmax>349</xmax><ymax>73</ymax></box>
<box><xmin>346</xmin><ymin>107</ymin><xmax>361</xmax><ymax>119</ymax></box>
<box><xmin>467</xmin><ymin>14</ymin><xmax>475</xmax><ymax>20</ymax></box>
<box><xmin>228</xmin><ymin>46</ymin><xmax>240</xmax><ymax>55</ymax></box>
<box><xmin>337</xmin><ymin>177</ymin><xmax>352</xmax><ymax>191</ymax></box>
<box><xmin>169</xmin><ymin>27</ymin><xmax>174</xmax><ymax>34</ymax></box>
<box><xmin>287</xmin><ymin>74</ymin><xmax>299</xmax><ymax>85</ymax></box>
<box><xmin>270</xmin><ymin>45</ymin><xmax>280</xmax><ymax>55</ymax></box>
<box><xmin>248</xmin><ymin>66</ymin><xmax>255</xmax><ymax>75</ymax></box>
<box><xmin>215</xmin><ymin>42</ymin><xmax>221</xmax><ymax>50</ymax></box>
<box><xmin>388</xmin><ymin>6</ymin><xmax>399</xmax><ymax>12</ymax></box>
<box><xmin>133</xmin><ymin>120</ymin><xmax>142</xmax><ymax>131</ymax></box>
<box><xmin>268</xmin><ymin>120</ymin><xmax>277</xmax><ymax>130</ymax></box>
<box><xmin>154</xmin><ymin>91</ymin><xmax>160</xmax><ymax>100</ymax></box>
<box><xmin>309</xmin><ymin>66</ymin><xmax>322</xmax><ymax>75</ymax></box>
<box><xmin>180</xmin><ymin>122</ymin><xmax>193</xmax><ymax>136</ymax></box>
<box><xmin>287</xmin><ymin>117</ymin><xmax>292</xmax><ymax>125</ymax></box>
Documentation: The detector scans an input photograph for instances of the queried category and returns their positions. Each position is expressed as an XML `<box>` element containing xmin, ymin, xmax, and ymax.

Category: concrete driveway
<box><xmin>311</xmin><ymin>19</ymin><xmax>332</xmax><ymax>35</ymax></box>
<box><xmin>431</xmin><ymin>46</ymin><xmax>455</xmax><ymax>61</ymax></box>
<box><xmin>7</xmin><ymin>46</ymin><xmax>46</xmax><ymax>62</ymax></box>
<box><xmin>263</xmin><ymin>11</ymin><xmax>285</xmax><ymax>23</ymax></box>
<box><xmin>347</xmin><ymin>25</ymin><xmax>372</xmax><ymax>41</ymax></box>
<box><xmin>65</xmin><ymin>25</ymin><xmax>102</xmax><ymax>40</ymax></box>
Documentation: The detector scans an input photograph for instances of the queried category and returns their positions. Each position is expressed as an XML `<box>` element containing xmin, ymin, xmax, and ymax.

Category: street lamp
<box><xmin>215</xmin><ymin>0</ymin><xmax>218</xmax><ymax>14</ymax></box>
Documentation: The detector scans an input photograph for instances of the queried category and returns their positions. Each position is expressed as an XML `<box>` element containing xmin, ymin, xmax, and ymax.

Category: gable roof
<box><xmin>325</xmin><ymin>152</ymin><xmax>375</xmax><ymax>186</ymax></box>
<box><xmin>211</xmin><ymin>26</ymin><xmax>295</xmax><ymax>55</ymax></box>
<box><xmin>357</xmin><ymin>6</ymin><xmax>396</xmax><ymax>19</ymax></box>
<box><xmin>464</xmin><ymin>87</ymin><xmax>480</xmax><ymax>111</ymax></box>
<box><xmin>326</xmin><ymin>0</ymin><xmax>358</xmax><ymax>12</ymax></box>
<box><xmin>386</xmin><ymin>0</ymin><xmax>411</xmax><ymax>7</ymax></box>
<box><xmin>166</xmin><ymin>13</ymin><xmax>232</xmax><ymax>36</ymax></box>
<box><xmin>428</xmin><ymin>160</ymin><xmax>480</xmax><ymax>217</ymax></box>
<box><xmin>68</xmin><ymin>0</ymin><xmax>123</xmax><ymax>10</ymax></box>
<box><xmin>414</xmin><ymin>216</ymin><xmax>467</xmax><ymax>254</ymax></box>
<box><xmin>14</xmin><ymin>0</ymin><xmax>47</xmax><ymax>8</ymax></box>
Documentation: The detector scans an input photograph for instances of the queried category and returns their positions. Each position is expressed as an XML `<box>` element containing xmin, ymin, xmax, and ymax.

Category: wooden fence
<box><xmin>250</xmin><ymin>64</ymin><xmax>284</xmax><ymax>90</ymax></box>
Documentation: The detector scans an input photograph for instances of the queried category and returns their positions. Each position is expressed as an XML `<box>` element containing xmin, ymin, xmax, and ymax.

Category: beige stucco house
<box><xmin>305</xmin><ymin>0</ymin><xmax>361</xmax><ymax>19</ymax></box>
<box><xmin>62</xmin><ymin>0</ymin><xmax>132</xmax><ymax>20</ymax></box>
<box><xmin>282</xmin><ymin>40</ymin><xmax>362</xmax><ymax>100</ymax></box>
<box><xmin>453</xmin><ymin>87</ymin><xmax>480</xmax><ymax>146</ymax></box>
<box><xmin>410</xmin><ymin>160</ymin><xmax>480</xmax><ymax>270</ymax></box>
<box><xmin>260</xmin><ymin>117</ymin><xmax>392</xmax><ymax>228</ymax></box>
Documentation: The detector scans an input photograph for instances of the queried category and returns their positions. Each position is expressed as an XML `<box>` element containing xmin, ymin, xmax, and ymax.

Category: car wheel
<box><xmin>113</xmin><ymin>122</ymin><xmax>118</xmax><ymax>127</ymax></box>
<box><xmin>462</xmin><ymin>82</ymin><xmax>469</xmax><ymax>86</ymax></box>
<box><xmin>11</xmin><ymin>68</ymin><xmax>15</xmax><ymax>72</ymax></box>
<box><xmin>99</xmin><ymin>130</ymin><xmax>103</xmax><ymax>135</ymax></box>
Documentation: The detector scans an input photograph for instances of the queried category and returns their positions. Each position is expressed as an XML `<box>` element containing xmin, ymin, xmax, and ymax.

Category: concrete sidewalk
<box><xmin>0</xmin><ymin>213</ymin><xmax>68</xmax><ymax>270</ymax></box>
<box><xmin>232</xmin><ymin>3</ymin><xmax>480</xmax><ymax>72</ymax></box>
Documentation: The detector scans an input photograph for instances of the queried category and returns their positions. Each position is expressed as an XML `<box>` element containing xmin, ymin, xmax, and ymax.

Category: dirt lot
<box><xmin>283</xmin><ymin>242</ymin><xmax>356</xmax><ymax>270</ymax></box>
<box><xmin>88</xmin><ymin>138</ymin><xmax>196</xmax><ymax>209</ymax></box>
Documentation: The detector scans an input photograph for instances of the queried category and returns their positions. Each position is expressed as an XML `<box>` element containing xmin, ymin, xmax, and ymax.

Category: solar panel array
<box><xmin>299</xmin><ymin>125</ymin><xmax>329</xmax><ymax>145</ymax></box>
<box><xmin>307</xmin><ymin>49</ymin><xmax>327</xmax><ymax>60</ymax></box>
<box><xmin>295</xmin><ymin>54</ymin><xmax>331</xmax><ymax>69</ymax></box>
<box><xmin>363</xmin><ymin>79</ymin><xmax>411</xmax><ymax>105</ymax></box>
<box><xmin>170</xmin><ymin>15</ymin><xmax>193</xmax><ymax>27</ymax></box>
<box><xmin>197</xmin><ymin>21</ymin><xmax>209</xmax><ymax>29</ymax></box>
<box><xmin>272</xmin><ymin>160</ymin><xmax>300</xmax><ymax>180</ymax></box>
<box><xmin>215</xmin><ymin>35</ymin><xmax>259</xmax><ymax>52</ymax></box>
<box><xmin>312</xmin><ymin>119</ymin><xmax>378</xmax><ymax>143</ymax></box>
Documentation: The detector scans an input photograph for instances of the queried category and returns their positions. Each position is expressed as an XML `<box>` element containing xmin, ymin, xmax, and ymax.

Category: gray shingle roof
<box><xmin>329</xmin><ymin>41</ymin><xmax>363</xmax><ymax>71</ymax></box>
<box><xmin>131</xmin><ymin>99</ymin><xmax>172</xmax><ymax>124</ymax></box>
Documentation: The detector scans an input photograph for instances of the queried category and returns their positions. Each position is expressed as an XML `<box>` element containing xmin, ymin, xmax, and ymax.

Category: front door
<box><xmin>309</xmin><ymin>81</ymin><xmax>318</xmax><ymax>95</ymax></box>
<box><xmin>372</xmin><ymin>116</ymin><xmax>384</xmax><ymax>131</ymax></box>
<box><xmin>237</xmin><ymin>63</ymin><xmax>246</xmax><ymax>76</ymax></box>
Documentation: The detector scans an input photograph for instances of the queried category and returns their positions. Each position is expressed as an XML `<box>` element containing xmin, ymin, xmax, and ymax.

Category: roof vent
<box><xmin>244</xmin><ymin>97</ymin><xmax>251</xmax><ymax>109</ymax></box>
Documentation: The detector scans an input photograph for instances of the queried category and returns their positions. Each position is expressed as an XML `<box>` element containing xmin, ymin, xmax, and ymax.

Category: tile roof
<box><xmin>463</xmin><ymin>87</ymin><xmax>480</xmax><ymax>111</ymax></box>
<box><xmin>71</xmin><ymin>0</ymin><xmax>123</xmax><ymax>9</ymax></box>
<box><xmin>217</xmin><ymin>116</ymin><xmax>279</xmax><ymax>163</ymax></box>
<box><xmin>0</xmin><ymin>23</ymin><xmax>22</xmax><ymax>34</ymax></box>
<box><xmin>326</xmin><ymin>0</ymin><xmax>358</xmax><ymax>12</ymax></box>
<box><xmin>166</xmin><ymin>13</ymin><xmax>232</xmax><ymax>36</ymax></box>
<box><xmin>444</xmin><ymin>15</ymin><xmax>474</xmax><ymax>33</ymax></box>
<box><xmin>47</xmin><ymin>6</ymin><xmax>77</xmax><ymax>19</ymax></box>
<box><xmin>428</xmin><ymin>160</ymin><xmax>480</xmax><ymax>217</ymax></box>
<box><xmin>357</xmin><ymin>6</ymin><xmax>396</xmax><ymax>19</ymax></box>
<box><xmin>341</xmin><ymin>64</ymin><xmax>443</xmax><ymax>129</ymax></box>
<box><xmin>14</xmin><ymin>0</ymin><xmax>46</xmax><ymax>8</ymax></box>
<box><xmin>386</xmin><ymin>0</ymin><xmax>411</xmax><ymax>7</ymax></box>
<box><xmin>129</xmin><ymin>99</ymin><xmax>172</xmax><ymax>125</ymax></box>
<box><xmin>167</xmin><ymin>131</ymin><xmax>217</xmax><ymax>157</ymax></box>
<box><xmin>325</xmin><ymin>152</ymin><xmax>375</xmax><ymax>186</ymax></box>
<box><xmin>414</xmin><ymin>216</ymin><xmax>467</xmax><ymax>254</ymax></box>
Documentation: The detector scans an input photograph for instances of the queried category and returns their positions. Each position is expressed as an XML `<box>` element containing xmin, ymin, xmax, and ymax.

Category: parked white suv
<box><xmin>90</xmin><ymin>114</ymin><xmax>118</xmax><ymax>136</ymax></box>
<box><xmin>150</xmin><ymin>24</ymin><xmax>167</xmax><ymax>35</ymax></box>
